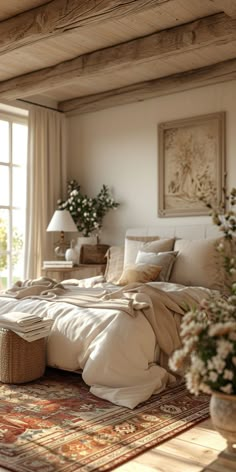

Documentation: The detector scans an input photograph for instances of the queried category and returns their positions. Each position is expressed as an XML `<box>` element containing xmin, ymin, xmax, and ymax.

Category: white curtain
<box><xmin>24</xmin><ymin>106</ymin><xmax>67</xmax><ymax>278</ymax></box>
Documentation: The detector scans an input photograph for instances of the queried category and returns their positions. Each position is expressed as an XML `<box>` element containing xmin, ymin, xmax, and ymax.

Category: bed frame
<box><xmin>126</xmin><ymin>223</ymin><xmax>221</xmax><ymax>240</ymax></box>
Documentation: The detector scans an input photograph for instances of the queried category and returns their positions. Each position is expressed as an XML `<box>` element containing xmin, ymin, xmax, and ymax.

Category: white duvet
<box><xmin>0</xmin><ymin>278</ymin><xmax>213</xmax><ymax>408</ymax></box>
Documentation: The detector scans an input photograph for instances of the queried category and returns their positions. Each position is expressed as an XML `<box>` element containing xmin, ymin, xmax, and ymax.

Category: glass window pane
<box><xmin>0</xmin><ymin>165</ymin><xmax>9</xmax><ymax>206</ymax></box>
<box><xmin>12</xmin><ymin>210</ymin><xmax>25</xmax><ymax>283</ymax></box>
<box><xmin>0</xmin><ymin>120</ymin><xmax>9</xmax><ymax>163</ymax></box>
<box><xmin>12</xmin><ymin>210</ymin><xmax>25</xmax><ymax>244</ymax></box>
<box><xmin>12</xmin><ymin>250</ymin><xmax>24</xmax><ymax>282</ymax></box>
<box><xmin>0</xmin><ymin>209</ymin><xmax>9</xmax><ymax>252</ymax></box>
<box><xmin>0</xmin><ymin>238</ymin><xmax>9</xmax><ymax>290</ymax></box>
<box><xmin>0</xmin><ymin>116</ymin><xmax>27</xmax><ymax>288</ymax></box>
<box><xmin>12</xmin><ymin>123</ymin><xmax>28</xmax><ymax>165</ymax></box>
<box><xmin>0</xmin><ymin>261</ymin><xmax>9</xmax><ymax>289</ymax></box>
<box><xmin>13</xmin><ymin>166</ymin><xmax>26</xmax><ymax>208</ymax></box>
<box><xmin>12</xmin><ymin>210</ymin><xmax>24</xmax><ymax>283</ymax></box>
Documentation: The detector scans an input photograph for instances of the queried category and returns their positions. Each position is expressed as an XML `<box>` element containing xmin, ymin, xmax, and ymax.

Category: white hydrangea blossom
<box><xmin>220</xmin><ymin>384</ymin><xmax>233</xmax><ymax>394</ymax></box>
<box><xmin>216</xmin><ymin>339</ymin><xmax>234</xmax><ymax>358</ymax></box>
<box><xmin>169</xmin><ymin>187</ymin><xmax>236</xmax><ymax>396</ymax></box>
<box><xmin>223</xmin><ymin>369</ymin><xmax>233</xmax><ymax>380</ymax></box>
<box><xmin>209</xmin><ymin>371</ymin><xmax>219</xmax><ymax>382</ymax></box>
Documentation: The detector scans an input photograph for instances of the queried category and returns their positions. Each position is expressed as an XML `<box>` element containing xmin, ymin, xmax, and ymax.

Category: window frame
<box><xmin>0</xmin><ymin>110</ymin><xmax>28</xmax><ymax>288</ymax></box>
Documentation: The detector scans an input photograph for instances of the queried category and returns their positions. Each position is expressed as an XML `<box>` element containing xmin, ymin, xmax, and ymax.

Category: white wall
<box><xmin>67</xmin><ymin>81</ymin><xmax>236</xmax><ymax>245</ymax></box>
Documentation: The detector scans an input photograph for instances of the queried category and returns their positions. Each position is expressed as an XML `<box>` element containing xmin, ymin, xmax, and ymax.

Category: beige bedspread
<box><xmin>0</xmin><ymin>277</ymin><xmax>214</xmax><ymax>408</ymax></box>
<box><xmin>1</xmin><ymin>277</ymin><xmax>212</xmax><ymax>372</ymax></box>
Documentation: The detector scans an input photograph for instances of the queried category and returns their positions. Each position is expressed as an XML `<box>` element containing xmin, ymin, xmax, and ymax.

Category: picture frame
<box><xmin>158</xmin><ymin>112</ymin><xmax>226</xmax><ymax>217</ymax></box>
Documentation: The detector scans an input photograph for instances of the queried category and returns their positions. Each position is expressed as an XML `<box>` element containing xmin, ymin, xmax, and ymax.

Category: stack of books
<box><xmin>0</xmin><ymin>312</ymin><xmax>54</xmax><ymax>342</ymax></box>
<box><xmin>43</xmin><ymin>260</ymin><xmax>75</xmax><ymax>269</ymax></box>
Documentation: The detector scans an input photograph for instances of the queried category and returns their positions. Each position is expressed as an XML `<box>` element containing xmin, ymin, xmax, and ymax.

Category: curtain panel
<box><xmin>24</xmin><ymin>107</ymin><xmax>67</xmax><ymax>278</ymax></box>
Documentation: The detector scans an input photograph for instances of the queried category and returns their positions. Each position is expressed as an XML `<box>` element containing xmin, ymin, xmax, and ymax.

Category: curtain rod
<box><xmin>18</xmin><ymin>99</ymin><xmax>64</xmax><ymax>114</ymax></box>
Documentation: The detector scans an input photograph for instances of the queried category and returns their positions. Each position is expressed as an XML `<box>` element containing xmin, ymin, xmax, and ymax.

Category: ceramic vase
<box><xmin>77</xmin><ymin>236</ymin><xmax>97</xmax><ymax>246</ymax></box>
<box><xmin>210</xmin><ymin>392</ymin><xmax>236</xmax><ymax>456</ymax></box>
<box><xmin>65</xmin><ymin>239</ymin><xmax>79</xmax><ymax>264</ymax></box>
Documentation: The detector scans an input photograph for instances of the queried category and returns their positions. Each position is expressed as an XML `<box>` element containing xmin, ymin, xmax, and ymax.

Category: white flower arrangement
<box><xmin>57</xmin><ymin>180</ymin><xmax>119</xmax><ymax>237</ymax></box>
<box><xmin>169</xmin><ymin>188</ymin><xmax>236</xmax><ymax>395</ymax></box>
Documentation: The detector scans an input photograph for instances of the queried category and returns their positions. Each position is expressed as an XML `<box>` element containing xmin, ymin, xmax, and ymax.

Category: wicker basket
<box><xmin>0</xmin><ymin>329</ymin><xmax>46</xmax><ymax>384</ymax></box>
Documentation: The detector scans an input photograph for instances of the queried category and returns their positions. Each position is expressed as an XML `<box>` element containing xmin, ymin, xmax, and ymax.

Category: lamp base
<box><xmin>54</xmin><ymin>241</ymin><xmax>69</xmax><ymax>259</ymax></box>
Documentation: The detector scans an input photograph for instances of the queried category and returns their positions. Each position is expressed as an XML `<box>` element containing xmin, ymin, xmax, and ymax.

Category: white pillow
<box><xmin>136</xmin><ymin>250</ymin><xmax>178</xmax><ymax>281</ymax></box>
<box><xmin>136</xmin><ymin>251</ymin><xmax>161</xmax><ymax>265</ymax></box>
<box><xmin>124</xmin><ymin>237</ymin><xmax>175</xmax><ymax>267</ymax></box>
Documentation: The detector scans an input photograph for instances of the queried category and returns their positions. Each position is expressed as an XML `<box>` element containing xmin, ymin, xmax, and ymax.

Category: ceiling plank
<box><xmin>209</xmin><ymin>0</ymin><xmax>236</xmax><ymax>17</ymax></box>
<box><xmin>0</xmin><ymin>0</ymin><xmax>169</xmax><ymax>55</ymax></box>
<box><xmin>59</xmin><ymin>58</ymin><xmax>236</xmax><ymax>114</ymax></box>
<box><xmin>1</xmin><ymin>12</ymin><xmax>236</xmax><ymax>100</ymax></box>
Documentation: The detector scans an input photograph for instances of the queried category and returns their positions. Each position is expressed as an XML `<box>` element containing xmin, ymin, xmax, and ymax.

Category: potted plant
<box><xmin>169</xmin><ymin>188</ymin><xmax>236</xmax><ymax>455</ymax></box>
<box><xmin>58</xmin><ymin>180</ymin><xmax>120</xmax><ymax>240</ymax></box>
<box><xmin>58</xmin><ymin>180</ymin><xmax>120</xmax><ymax>261</ymax></box>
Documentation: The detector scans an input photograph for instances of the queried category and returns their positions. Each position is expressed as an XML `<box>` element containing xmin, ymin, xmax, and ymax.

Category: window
<box><xmin>0</xmin><ymin>112</ymin><xmax>28</xmax><ymax>289</ymax></box>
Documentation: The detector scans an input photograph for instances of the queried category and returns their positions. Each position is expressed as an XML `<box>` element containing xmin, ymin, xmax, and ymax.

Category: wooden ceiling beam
<box><xmin>0</xmin><ymin>0</ymin><xmax>168</xmax><ymax>55</ymax></box>
<box><xmin>0</xmin><ymin>12</ymin><xmax>236</xmax><ymax>100</ymax></box>
<box><xmin>208</xmin><ymin>0</ymin><xmax>236</xmax><ymax>17</ymax></box>
<box><xmin>59</xmin><ymin>58</ymin><xmax>236</xmax><ymax>114</ymax></box>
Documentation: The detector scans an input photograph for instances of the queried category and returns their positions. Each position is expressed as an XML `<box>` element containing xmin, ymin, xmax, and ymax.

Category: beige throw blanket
<box><xmin>101</xmin><ymin>282</ymin><xmax>212</xmax><ymax>368</ymax></box>
<box><xmin>1</xmin><ymin>277</ymin><xmax>65</xmax><ymax>299</ymax></box>
<box><xmin>1</xmin><ymin>278</ymin><xmax>143</xmax><ymax>317</ymax></box>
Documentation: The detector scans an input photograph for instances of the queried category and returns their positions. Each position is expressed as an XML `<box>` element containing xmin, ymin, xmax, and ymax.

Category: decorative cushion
<box><xmin>104</xmin><ymin>246</ymin><xmax>124</xmax><ymax>283</ymax></box>
<box><xmin>169</xmin><ymin>238</ymin><xmax>225</xmax><ymax>290</ymax></box>
<box><xmin>124</xmin><ymin>237</ymin><xmax>175</xmax><ymax>267</ymax></box>
<box><xmin>117</xmin><ymin>263</ymin><xmax>162</xmax><ymax>286</ymax></box>
<box><xmin>136</xmin><ymin>250</ymin><xmax>178</xmax><ymax>281</ymax></box>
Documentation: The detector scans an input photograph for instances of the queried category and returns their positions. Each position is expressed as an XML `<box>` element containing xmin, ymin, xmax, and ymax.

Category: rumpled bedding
<box><xmin>0</xmin><ymin>276</ymin><xmax>214</xmax><ymax>408</ymax></box>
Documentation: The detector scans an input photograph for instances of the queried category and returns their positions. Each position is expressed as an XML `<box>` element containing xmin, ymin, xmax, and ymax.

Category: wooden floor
<box><xmin>0</xmin><ymin>419</ymin><xmax>235</xmax><ymax>472</ymax></box>
<box><xmin>115</xmin><ymin>419</ymin><xmax>235</xmax><ymax>472</ymax></box>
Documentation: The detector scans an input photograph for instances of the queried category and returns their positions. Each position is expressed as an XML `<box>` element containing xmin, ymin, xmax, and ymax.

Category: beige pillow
<box><xmin>142</xmin><ymin>239</ymin><xmax>175</xmax><ymax>253</ymax></box>
<box><xmin>124</xmin><ymin>236</ymin><xmax>160</xmax><ymax>267</ymax></box>
<box><xmin>117</xmin><ymin>263</ymin><xmax>162</xmax><ymax>286</ymax></box>
<box><xmin>105</xmin><ymin>246</ymin><xmax>124</xmax><ymax>283</ymax></box>
<box><xmin>124</xmin><ymin>236</ymin><xmax>175</xmax><ymax>267</ymax></box>
<box><xmin>136</xmin><ymin>250</ymin><xmax>178</xmax><ymax>281</ymax></box>
<box><xmin>169</xmin><ymin>238</ymin><xmax>224</xmax><ymax>291</ymax></box>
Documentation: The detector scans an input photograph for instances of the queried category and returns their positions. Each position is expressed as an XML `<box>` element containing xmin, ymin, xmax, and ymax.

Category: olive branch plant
<box><xmin>58</xmin><ymin>180</ymin><xmax>120</xmax><ymax>237</ymax></box>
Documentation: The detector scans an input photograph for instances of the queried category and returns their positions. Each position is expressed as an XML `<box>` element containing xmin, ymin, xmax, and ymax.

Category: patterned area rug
<box><xmin>0</xmin><ymin>368</ymin><xmax>209</xmax><ymax>472</ymax></box>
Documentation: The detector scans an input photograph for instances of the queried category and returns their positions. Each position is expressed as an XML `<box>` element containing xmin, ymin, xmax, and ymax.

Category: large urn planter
<box><xmin>210</xmin><ymin>392</ymin><xmax>236</xmax><ymax>456</ymax></box>
<box><xmin>77</xmin><ymin>236</ymin><xmax>97</xmax><ymax>246</ymax></box>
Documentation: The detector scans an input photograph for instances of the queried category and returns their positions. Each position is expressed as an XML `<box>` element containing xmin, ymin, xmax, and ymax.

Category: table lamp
<box><xmin>47</xmin><ymin>209</ymin><xmax>77</xmax><ymax>258</ymax></box>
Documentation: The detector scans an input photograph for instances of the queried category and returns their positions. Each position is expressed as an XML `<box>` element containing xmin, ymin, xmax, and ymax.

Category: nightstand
<box><xmin>42</xmin><ymin>264</ymin><xmax>106</xmax><ymax>282</ymax></box>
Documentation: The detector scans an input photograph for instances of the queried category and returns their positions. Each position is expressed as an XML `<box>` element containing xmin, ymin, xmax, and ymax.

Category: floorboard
<box><xmin>115</xmin><ymin>419</ymin><xmax>233</xmax><ymax>472</ymax></box>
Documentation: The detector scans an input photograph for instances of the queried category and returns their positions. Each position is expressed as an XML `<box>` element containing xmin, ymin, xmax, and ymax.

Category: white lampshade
<box><xmin>47</xmin><ymin>210</ymin><xmax>77</xmax><ymax>232</ymax></box>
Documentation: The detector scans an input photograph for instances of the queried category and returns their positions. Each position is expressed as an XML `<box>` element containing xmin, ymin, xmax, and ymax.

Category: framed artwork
<box><xmin>158</xmin><ymin>112</ymin><xmax>226</xmax><ymax>217</ymax></box>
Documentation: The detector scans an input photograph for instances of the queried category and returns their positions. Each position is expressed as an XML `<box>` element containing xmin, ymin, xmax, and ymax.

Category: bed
<box><xmin>0</xmin><ymin>223</ymin><xmax>223</xmax><ymax>409</ymax></box>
